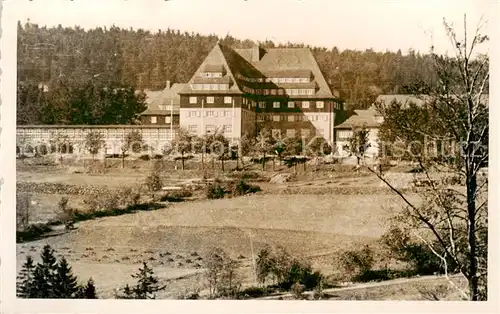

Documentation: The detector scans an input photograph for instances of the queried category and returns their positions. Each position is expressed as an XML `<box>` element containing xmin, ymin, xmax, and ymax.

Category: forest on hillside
<box><xmin>17</xmin><ymin>22</ymin><xmax>440</xmax><ymax>124</ymax></box>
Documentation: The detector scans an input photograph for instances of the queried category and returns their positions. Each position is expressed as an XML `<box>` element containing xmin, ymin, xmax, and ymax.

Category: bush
<box><xmin>236</xmin><ymin>286</ymin><xmax>270</xmax><ymax>299</ymax></box>
<box><xmin>381</xmin><ymin>226</ymin><xmax>443</xmax><ymax>275</ymax></box>
<box><xmin>206</xmin><ymin>184</ymin><xmax>225</xmax><ymax>199</ymax></box>
<box><xmin>159</xmin><ymin>187</ymin><xmax>192</xmax><ymax>202</ymax></box>
<box><xmin>83</xmin><ymin>191</ymin><xmax>119</xmax><ymax>213</ymax></box>
<box><xmin>145</xmin><ymin>173</ymin><xmax>163</xmax><ymax>193</ymax></box>
<box><xmin>231</xmin><ymin>180</ymin><xmax>261</xmax><ymax>197</ymax></box>
<box><xmin>337</xmin><ymin>245</ymin><xmax>375</xmax><ymax>280</ymax></box>
<box><xmin>16</xmin><ymin>223</ymin><xmax>53</xmax><ymax>242</ymax></box>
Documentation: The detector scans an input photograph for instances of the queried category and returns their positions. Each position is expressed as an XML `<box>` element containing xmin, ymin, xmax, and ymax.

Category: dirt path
<box><xmin>257</xmin><ymin>274</ymin><xmax>464</xmax><ymax>300</ymax></box>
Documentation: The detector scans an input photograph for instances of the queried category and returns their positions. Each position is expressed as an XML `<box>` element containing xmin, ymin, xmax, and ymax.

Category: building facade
<box><xmin>178</xmin><ymin>43</ymin><xmax>345</xmax><ymax>144</ymax></box>
<box><xmin>16</xmin><ymin>125</ymin><xmax>178</xmax><ymax>156</ymax></box>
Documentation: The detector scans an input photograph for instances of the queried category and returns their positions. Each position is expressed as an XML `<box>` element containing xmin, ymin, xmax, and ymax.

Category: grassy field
<box><xmin>16</xmin><ymin>159</ymin><xmax>434</xmax><ymax>299</ymax></box>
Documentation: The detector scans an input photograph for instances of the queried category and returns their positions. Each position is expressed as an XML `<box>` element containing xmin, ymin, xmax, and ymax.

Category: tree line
<box><xmin>18</xmin><ymin>21</ymin><xmax>445</xmax><ymax>126</ymax></box>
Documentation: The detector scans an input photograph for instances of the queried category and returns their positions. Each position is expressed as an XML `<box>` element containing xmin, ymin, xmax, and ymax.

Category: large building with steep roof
<box><xmin>178</xmin><ymin>43</ymin><xmax>345</xmax><ymax>144</ymax></box>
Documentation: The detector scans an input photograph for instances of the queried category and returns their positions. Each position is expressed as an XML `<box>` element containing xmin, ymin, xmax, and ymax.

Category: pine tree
<box><xmin>17</xmin><ymin>255</ymin><xmax>36</xmax><ymax>298</ymax></box>
<box><xmin>76</xmin><ymin>278</ymin><xmax>98</xmax><ymax>299</ymax></box>
<box><xmin>32</xmin><ymin>245</ymin><xmax>58</xmax><ymax>298</ymax></box>
<box><xmin>53</xmin><ymin>256</ymin><xmax>79</xmax><ymax>298</ymax></box>
<box><xmin>131</xmin><ymin>262</ymin><xmax>166</xmax><ymax>299</ymax></box>
<box><xmin>115</xmin><ymin>284</ymin><xmax>135</xmax><ymax>299</ymax></box>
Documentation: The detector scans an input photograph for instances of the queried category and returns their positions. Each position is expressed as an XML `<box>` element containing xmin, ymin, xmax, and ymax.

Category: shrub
<box><xmin>159</xmin><ymin>187</ymin><xmax>192</xmax><ymax>202</ymax></box>
<box><xmin>206</xmin><ymin>184</ymin><xmax>225</xmax><ymax>199</ymax></box>
<box><xmin>117</xmin><ymin>187</ymin><xmax>142</xmax><ymax>208</ymax></box>
<box><xmin>237</xmin><ymin>286</ymin><xmax>269</xmax><ymax>299</ymax></box>
<box><xmin>231</xmin><ymin>180</ymin><xmax>261</xmax><ymax>197</ymax></box>
<box><xmin>145</xmin><ymin>173</ymin><xmax>163</xmax><ymax>194</ymax></box>
<box><xmin>381</xmin><ymin>226</ymin><xmax>443</xmax><ymax>275</ymax></box>
<box><xmin>337</xmin><ymin>245</ymin><xmax>375</xmax><ymax>280</ymax></box>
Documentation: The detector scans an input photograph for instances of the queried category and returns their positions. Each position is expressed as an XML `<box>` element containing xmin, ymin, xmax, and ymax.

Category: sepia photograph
<box><xmin>0</xmin><ymin>0</ymin><xmax>498</xmax><ymax>311</ymax></box>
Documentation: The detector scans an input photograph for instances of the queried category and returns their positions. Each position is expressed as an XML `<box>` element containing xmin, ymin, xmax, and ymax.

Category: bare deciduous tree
<box><xmin>372</xmin><ymin>15</ymin><xmax>488</xmax><ymax>301</ymax></box>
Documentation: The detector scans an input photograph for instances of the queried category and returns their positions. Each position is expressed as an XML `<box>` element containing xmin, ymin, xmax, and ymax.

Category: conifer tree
<box><xmin>131</xmin><ymin>262</ymin><xmax>166</xmax><ymax>299</ymax></box>
<box><xmin>76</xmin><ymin>278</ymin><xmax>98</xmax><ymax>299</ymax></box>
<box><xmin>17</xmin><ymin>255</ymin><xmax>36</xmax><ymax>298</ymax></box>
<box><xmin>31</xmin><ymin>245</ymin><xmax>58</xmax><ymax>298</ymax></box>
<box><xmin>53</xmin><ymin>257</ymin><xmax>79</xmax><ymax>298</ymax></box>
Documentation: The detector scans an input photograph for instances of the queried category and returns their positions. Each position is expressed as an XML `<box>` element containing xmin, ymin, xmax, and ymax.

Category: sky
<box><xmin>5</xmin><ymin>0</ymin><xmax>496</xmax><ymax>55</ymax></box>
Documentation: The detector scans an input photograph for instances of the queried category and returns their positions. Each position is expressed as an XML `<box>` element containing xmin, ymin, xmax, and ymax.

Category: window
<box><xmin>302</xmin><ymin>101</ymin><xmax>310</xmax><ymax>109</ymax></box>
<box><xmin>203</xmin><ymin>84</ymin><xmax>211</xmax><ymax>90</ymax></box>
<box><xmin>271</xmin><ymin>89</ymin><xmax>277</xmax><ymax>95</ymax></box>
<box><xmin>300</xmin><ymin>78</ymin><xmax>309</xmax><ymax>83</ymax></box>
<box><xmin>206</xmin><ymin>125</ymin><xmax>216</xmax><ymax>134</ymax></box>
<box><xmin>286</xmin><ymin>89</ymin><xmax>292</xmax><ymax>95</ymax></box>
<box><xmin>306</xmin><ymin>89</ymin><xmax>314</xmax><ymax>95</ymax></box>
<box><xmin>259</xmin><ymin>102</ymin><xmax>266</xmax><ymax>109</ymax></box>
<box><xmin>299</xmin><ymin>89</ymin><xmax>306</xmax><ymax>95</ymax></box>
<box><xmin>151</xmin><ymin>116</ymin><xmax>157</xmax><ymax>124</ymax></box>
<box><xmin>291</xmin><ymin>89</ymin><xmax>299</xmax><ymax>96</ymax></box>
<box><xmin>273</xmin><ymin>115</ymin><xmax>280</xmax><ymax>122</ymax></box>
<box><xmin>165</xmin><ymin>116</ymin><xmax>172</xmax><ymax>124</ymax></box>
<box><xmin>338</xmin><ymin>130</ymin><xmax>353</xmax><ymax>139</ymax></box>
<box><xmin>207</xmin><ymin>111</ymin><xmax>214</xmax><ymax>117</ymax></box>
<box><xmin>219</xmin><ymin>84</ymin><xmax>228</xmax><ymax>90</ymax></box>
<box><xmin>225</xmin><ymin>111</ymin><xmax>232</xmax><ymax>117</ymax></box>
<box><xmin>293</xmin><ymin>78</ymin><xmax>301</xmax><ymax>83</ymax></box>
<box><xmin>278</xmin><ymin>89</ymin><xmax>284</xmax><ymax>95</ymax></box>
<box><xmin>316</xmin><ymin>101</ymin><xmax>324</xmax><ymax>109</ymax></box>
<box><xmin>207</xmin><ymin>96</ymin><xmax>215</xmax><ymax>104</ymax></box>
<box><xmin>223</xmin><ymin>125</ymin><xmax>232</xmax><ymax>133</ymax></box>
<box><xmin>323</xmin><ymin>116</ymin><xmax>329</xmax><ymax>122</ymax></box>
<box><xmin>301</xmin><ymin>129</ymin><xmax>311</xmax><ymax>138</ymax></box>
<box><xmin>273</xmin><ymin>101</ymin><xmax>280</xmax><ymax>108</ymax></box>
<box><xmin>188</xmin><ymin>125</ymin><xmax>198</xmax><ymax>133</ymax></box>
<box><xmin>224</xmin><ymin>96</ymin><xmax>232</xmax><ymax>104</ymax></box>
<box><xmin>288</xmin><ymin>101</ymin><xmax>295</xmax><ymax>108</ymax></box>
<box><xmin>285</xmin><ymin>78</ymin><xmax>293</xmax><ymax>83</ymax></box>
<box><xmin>287</xmin><ymin>115</ymin><xmax>295</xmax><ymax>122</ymax></box>
<box><xmin>286</xmin><ymin>129</ymin><xmax>296</xmax><ymax>138</ymax></box>
<box><xmin>272</xmin><ymin>129</ymin><xmax>281</xmax><ymax>138</ymax></box>
<box><xmin>189</xmin><ymin>96</ymin><xmax>197</xmax><ymax>104</ymax></box>
<box><xmin>264</xmin><ymin>89</ymin><xmax>269</xmax><ymax>95</ymax></box>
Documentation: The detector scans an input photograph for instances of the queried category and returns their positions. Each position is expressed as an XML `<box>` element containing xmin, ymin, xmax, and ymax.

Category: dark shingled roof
<box><xmin>192</xmin><ymin>76</ymin><xmax>233</xmax><ymax>84</ymax></box>
<box><xmin>180</xmin><ymin>43</ymin><xmax>336</xmax><ymax>99</ymax></box>
<box><xmin>141</xmin><ymin>83</ymin><xmax>186</xmax><ymax>115</ymax></box>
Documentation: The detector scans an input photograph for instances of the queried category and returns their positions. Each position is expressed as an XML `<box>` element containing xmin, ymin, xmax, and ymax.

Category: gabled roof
<box><xmin>180</xmin><ymin>43</ymin><xmax>244</xmax><ymax>95</ymax></box>
<box><xmin>181</xmin><ymin>43</ymin><xmax>336</xmax><ymax>98</ymax></box>
<box><xmin>141</xmin><ymin>89</ymin><xmax>163</xmax><ymax>104</ymax></box>
<box><xmin>234</xmin><ymin>47</ymin><xmax>334</xmax><ymax>98</ymax></box>
<box><xmin>141</xmin><ymin>83</ymin><xmax>187</xmax><ymax>115</ymax></box>
<box><xmin>336</xmin><ymin>107</ymin><xmax>383</xmax><ymax>129</ymax></box>
<box><xmin>375</xmin><ymin>94</ymin><xmax>489</xmax><ymax>108</ymax></box>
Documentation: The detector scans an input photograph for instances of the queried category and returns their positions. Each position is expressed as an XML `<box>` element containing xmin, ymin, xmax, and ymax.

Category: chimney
<box><xmin>252</xmin><ymin>45</ymin><xmax>261</xmax><ymax>62</ymax></box>
<box><xmin>166</xmin><ymin>80</ymin><xmax>171</xmax><ymax>89</ymax></box>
